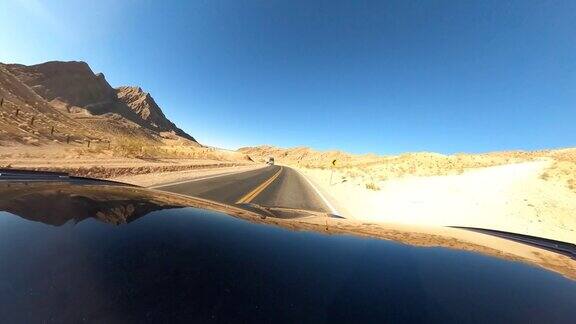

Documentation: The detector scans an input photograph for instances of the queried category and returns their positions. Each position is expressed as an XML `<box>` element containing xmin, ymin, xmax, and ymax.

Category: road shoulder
<box><xmin>292</xmin><ymin>166</ymin><xmax>348</xmax><ymax>217</ymax></box>
<box><xmin>116</xmin><ymin>165</ymin><xmax>266</xmax><ymax>187</ymax></box>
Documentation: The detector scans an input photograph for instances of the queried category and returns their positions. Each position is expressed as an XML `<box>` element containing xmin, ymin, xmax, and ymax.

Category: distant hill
<box><xmin>238</xmin><ymin>145</ymin><xmax>378</xmax><ymax>167</ymax></box>
<box><xmin>0</xmin><ymin>60</ymin><xmax>196</xmax><ymax>146</ymax></box>
<box><xmin>238</xmin><ymin>145</ymin><xmax>576</xmax><ymax>193</ymax></box>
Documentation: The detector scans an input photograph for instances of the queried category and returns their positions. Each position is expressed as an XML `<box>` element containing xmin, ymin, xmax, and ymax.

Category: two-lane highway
<box><xmin>154</xmin><ymin>165</ymin><xmax>333</xmax><ymax>213</ymax></box>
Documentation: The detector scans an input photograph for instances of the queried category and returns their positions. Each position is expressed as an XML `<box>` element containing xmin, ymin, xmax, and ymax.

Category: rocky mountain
<box><xmin>6</xmin><ymin>61</ymin><xmax>118</xmax><ymax>112</ymax></box>
<box><xmin>116</xmin><ymin>86</ymin><xmax>194</xmax><ymax>141</ymax></box>
<box><xmin>0</xmin><ymin>60</ymin><xmax>196</xmax><ymax>145</ymax></box>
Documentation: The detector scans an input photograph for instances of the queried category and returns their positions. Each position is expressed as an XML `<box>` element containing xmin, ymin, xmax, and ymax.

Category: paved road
<box><xmin>155</xmin><ymin>165</ymin><xmax>332</xmax><ymax>213</ymax></box>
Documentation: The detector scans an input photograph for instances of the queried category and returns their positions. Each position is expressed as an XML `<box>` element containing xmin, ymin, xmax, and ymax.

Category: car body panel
<box><xmin>0</xmin><ymin>180</ymin><xmax>575</xmax><ymax>323</ymax></box>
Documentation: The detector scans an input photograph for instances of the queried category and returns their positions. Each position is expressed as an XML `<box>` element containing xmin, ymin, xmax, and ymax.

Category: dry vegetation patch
<box><xmin>240</xmin><ymin>146</ymin><xmax>576</xmax><ymax>193</ymax></box>
<box><xmin>540</xmin><ymin>149</ymin><xmax>576</xmax><ymax>192</ymax></box>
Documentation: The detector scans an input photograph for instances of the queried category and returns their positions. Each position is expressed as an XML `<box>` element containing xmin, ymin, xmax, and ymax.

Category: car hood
<box><xmin>0</xmin><ymin>180</ymin><xmax>575</xmax><ymax>322</ymax></box>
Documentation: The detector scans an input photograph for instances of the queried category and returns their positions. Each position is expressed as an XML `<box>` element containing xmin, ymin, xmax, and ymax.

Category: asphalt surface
<box><xmin>156</xmin><ymin>165</ymin><xmax>331</xmax><ymax>212</ymax></box>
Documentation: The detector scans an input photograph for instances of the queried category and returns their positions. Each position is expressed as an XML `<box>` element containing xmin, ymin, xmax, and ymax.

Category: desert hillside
<box><xmin>0</xmin><ymin>60</ymin><xmax>196</xmax><ymax>146</ymax></box>
<box><xmin>0</xmin><ymin>61</ymin><xmax>254</xmax><ymax>180</ymax></box>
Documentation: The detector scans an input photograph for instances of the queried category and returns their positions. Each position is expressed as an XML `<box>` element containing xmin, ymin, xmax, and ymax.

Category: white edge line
<box><xmin>149</xmin><ymin>166</ymin><xmax>265</xmax><ymax>189</ymax></box>
<box><xmin>295</xmin><ymin>168</ymin><xmax>340</xmax><ymax>216</ymax></box>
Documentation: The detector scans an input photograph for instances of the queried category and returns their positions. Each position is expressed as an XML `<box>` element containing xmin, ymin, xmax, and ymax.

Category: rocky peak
<box><xmin>115</xmin><ymin>86</ymin><xmax>195</xmax><ymax>141</ymax></box>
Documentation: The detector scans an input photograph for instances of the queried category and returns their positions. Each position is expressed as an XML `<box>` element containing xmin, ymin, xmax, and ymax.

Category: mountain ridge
<box><xmin>115</xmin><ymin>85</ymin><xmax>194</xmax><ymax>141</ymax></box>
<box><xmin>0</xmin><ymin>60</ymin><xmax>196</xmax><ymax>144</ymax></box>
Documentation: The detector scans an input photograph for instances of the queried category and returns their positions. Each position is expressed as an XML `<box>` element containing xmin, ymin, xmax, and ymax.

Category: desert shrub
<box><xmin>539</xmin><ymin>160</ymin><xmax>576</xmax><ymax>193</ymax></box>
<box><xmin>569</xmin><ymin>179</ymin><xmax>576</xmax><ymax>191</ymax></box>
<box><xmin>365</xmin><ymin>182</ymin><xmax>380</xmax><ymax>191</ymax></box>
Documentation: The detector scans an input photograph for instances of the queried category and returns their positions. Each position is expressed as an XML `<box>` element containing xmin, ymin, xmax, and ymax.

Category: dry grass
<box><xmin>536</xmin><ymin>149</ymin><xmax>576</xmax><ymax>192</ymax></box>
<box><xmin>110</xmin><ymin>137</ymin><xmax>159</xmax><ymax>158</ymax></box>
<box><xmin>541</xmin><ymin>161</ymin><xmax>576</xmax><ymax>192</ymax></box>
<box><xmin>108</xmin><ymin>138</ymin><xmax>219</xmax><ymax>160</ymax></box>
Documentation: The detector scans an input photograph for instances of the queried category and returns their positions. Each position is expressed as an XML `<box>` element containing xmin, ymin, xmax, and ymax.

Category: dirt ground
<box><xmin>0</xmin><ymin>143</ymin><xmax>255</xmax><ymax>181</ymax></box>
<box><xmin>298</xmin><ymin>160</ymin><xmax>576</xmax><ymax>244</ymax></box>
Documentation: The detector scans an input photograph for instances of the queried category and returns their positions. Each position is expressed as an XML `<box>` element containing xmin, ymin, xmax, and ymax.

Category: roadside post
<box><xmin>327</xmin><ymin>159</ymin><xmax>337</xmax><ymax>230</ymax></box>
<box><xmin>330</xmin><ymin>159</ymin><xmax>337</xmax><ymax>185</ymax></box>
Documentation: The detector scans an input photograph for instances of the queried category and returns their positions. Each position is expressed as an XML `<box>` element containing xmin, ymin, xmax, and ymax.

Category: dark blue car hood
<box><xmin>0</xmin><ymin>180</ymin><xmax>575</xmax><ymax>323</ymax></box>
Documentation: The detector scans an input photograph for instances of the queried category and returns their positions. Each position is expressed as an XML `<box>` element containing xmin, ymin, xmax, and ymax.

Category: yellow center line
<box><xmin>236</xmin><ymin>166</ymin><xmax>283</xmax><ymax>204</ymax></box>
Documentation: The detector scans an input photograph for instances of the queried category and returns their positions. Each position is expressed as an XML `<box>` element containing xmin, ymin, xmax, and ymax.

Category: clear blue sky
<box><xmin>1</xmin><ymin>0</ymin><xmax>574</xmax><ymax>154</ymax></box>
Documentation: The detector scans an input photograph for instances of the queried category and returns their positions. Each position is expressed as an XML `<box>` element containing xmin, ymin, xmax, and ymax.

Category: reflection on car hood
<box><xmin>0</xmin><ymin>180</ymin><xmax>339</xmax><ymax>227</ymax></box>
<box><xmin>0</xmin><ymin>179</ymin><xmax>575</xmax><ymax>276</ymax></box>
<box><xmin>0</xmin><ymin>179</ymin><xmax>575</xmax><ymax>322</ymax></box>
<box><xmin>236</xmin><ymin>202</ymin><xmax>345</xmax><ymax>220</ymax></box>
<box><xmin>0</xmin><ymin>180</ymin><xmax>255</xmax><ymax>226</ymax></box>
